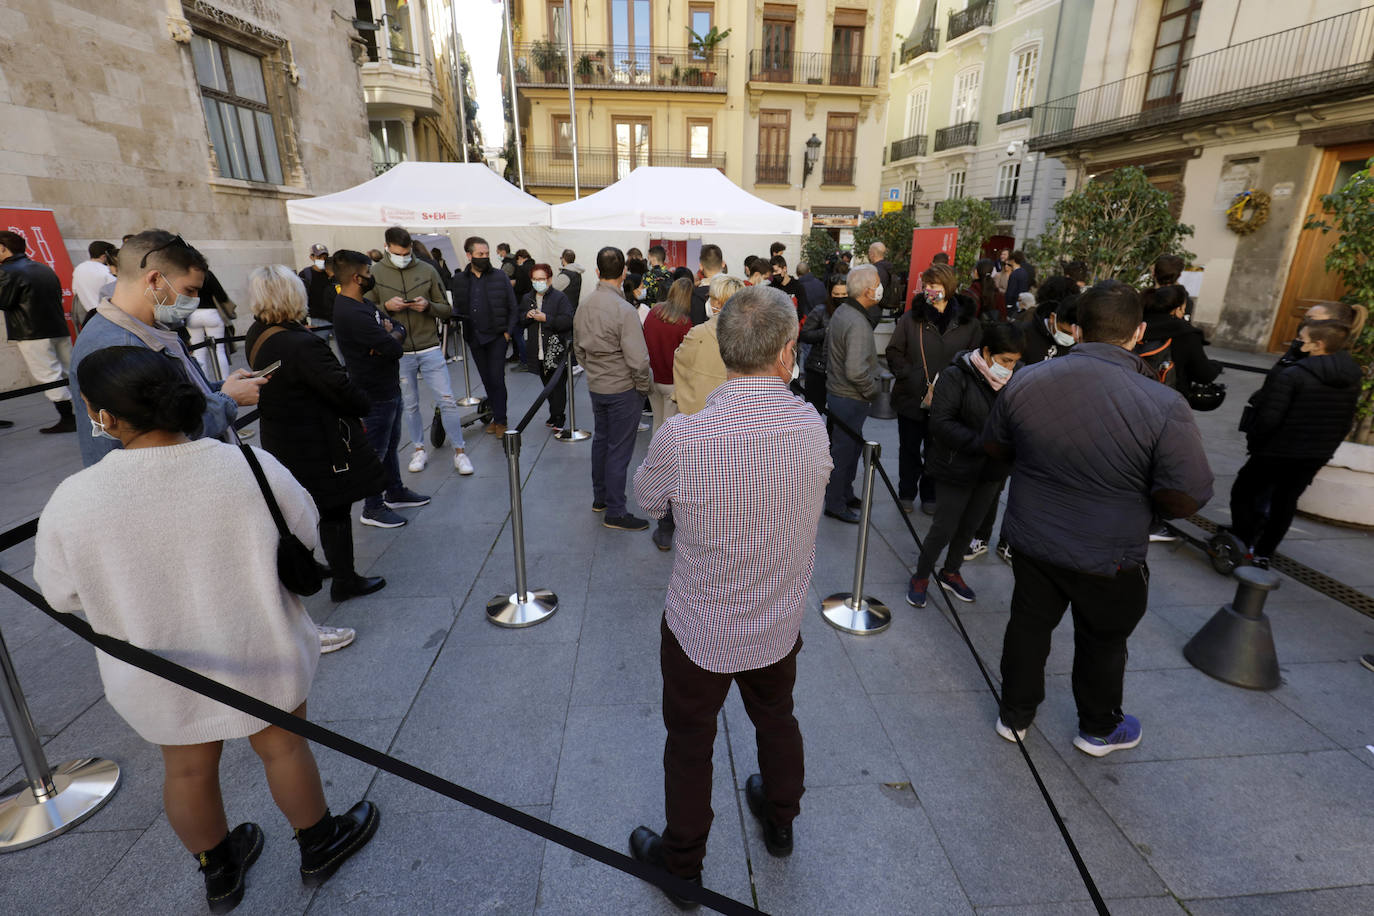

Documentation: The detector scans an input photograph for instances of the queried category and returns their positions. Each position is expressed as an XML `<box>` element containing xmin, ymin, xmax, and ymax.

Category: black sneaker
<box><xmin>592</xmin><ymin>501</ymin><xmax>606</xmax><ymax>513</ymax></box>
<box><xmin>199</xmin><ymin>822</ymin><xmax>264</xmax><ymax>914</ymax></box>
<box><xmin>383</xmin><ymin>488</ymin><xmax>431</xmax><ymax>509</ymax></box>
<box><xmin>744</xmin><ymin>773</ymin><xmax>793</xmax><ymax>857</ymax></box>
<box><xmin>627</xmin><ymin>826</ymin><xmax>701</xmax><ymax>910</ymax></box>
<box><xmin>298</xmin><ymin>801</ymin><xmax>380</xmax><ymax>888</ymax></box>
<box><xmin>1360</xmin><ymin>654</ymin><xmax>1374</xmax><ymax>674</ymax></box>
<box><xmin>604</xmin><ymin>514</ymin><xmax>649</xmax><ymax>531</ymax></box>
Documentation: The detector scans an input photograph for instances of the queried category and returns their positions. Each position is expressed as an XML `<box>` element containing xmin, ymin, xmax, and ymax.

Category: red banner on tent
<box><xmin>650</xmin><ymin>239</ymin><xmax>688</xmax><ymax>270</ymax></box>
<box><xmin>1</xmin><ymin>207</ymin><xmax>76</xmax><ymax>340</ymax></box>
<box><xmin>905</xmin><ymin>226</ymin><xmax>959</xmax><ymax>310</ymax></box>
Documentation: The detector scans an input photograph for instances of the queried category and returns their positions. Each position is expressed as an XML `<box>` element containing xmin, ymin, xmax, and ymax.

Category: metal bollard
<box><xmin>821</xmin><ymin>441</ymin><xmax>892</xmax><ymax>635</ymax></box>
<box><xmin>487</xmin><ymin>429</ymin><xmax>559</xmax><ymax>627</ymax></box>
<box><xmin>1183</xmin><ymin>566</ymin><xmax>1281</xmax><ymax>690</ymax></box>
<box><xmin>204</xmin><ymin>335</ymin><xmax>223</xmax><ymax>383</ymax></box>
<box><xmin>0</xmin><ymin>626</ymin><xmax>120</xmax><ymax>851</ymax></box>
<box><xmin>555</xmin><ymin>344</ymin><xmax>590</xmax><ymax>443</ymax></box>
<box><xmin>455</xmin><ymin>325</ymin><xmax>481</xmax><ymax>407</ymax></box>
<box><xmin>870</xmin><ymin>370</ymin><xmax>897</xmax><ymax>420</ymax></box>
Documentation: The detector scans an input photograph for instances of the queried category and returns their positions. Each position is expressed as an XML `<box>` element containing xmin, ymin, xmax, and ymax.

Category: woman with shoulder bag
<box><xmin>245</xmin><ymin>265</ymin><xmax>387</xmax><ymax>605</ymax></box>
<box><xmin>34</xmin><ymin>346</ymin><xmax>379</xmax><ymax>914</ymax></box>
<box><xmin>518</xmin><ymin>262</ymin><xmax>575</xmax><ymax>429</ymax></box>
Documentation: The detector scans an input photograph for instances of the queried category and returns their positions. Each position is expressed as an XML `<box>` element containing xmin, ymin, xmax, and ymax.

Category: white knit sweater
<box><xmin>34</xmin><ymin>439</ymin><xmax>321</xmax><ymax>745</ymax></box>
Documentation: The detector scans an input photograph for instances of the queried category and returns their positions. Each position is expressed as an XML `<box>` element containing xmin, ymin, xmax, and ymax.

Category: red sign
<box><xmin>906</xmin><ymin>226</ymin><xmax>959</xmax><ymax>311</ymax></box>
<box><xmin>1</xmin><ymin>207</ymin><xmax>76</xmax><ymax>340</ymax></box>
<box><xmin>651</xmin><ymin>238</ymin><xmax>688</xmax><ymax>269</ymax></box>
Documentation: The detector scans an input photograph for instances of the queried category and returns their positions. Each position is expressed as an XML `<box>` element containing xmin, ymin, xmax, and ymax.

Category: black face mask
<box><xmin>471</xmin><ymin>257</ymin><xmax>491</xmax><ymax>271</ymax></box>
<box><xmin>358</xmin><ymin>274</ymin><xmax>376</xmax><ymax>294</ymax></box>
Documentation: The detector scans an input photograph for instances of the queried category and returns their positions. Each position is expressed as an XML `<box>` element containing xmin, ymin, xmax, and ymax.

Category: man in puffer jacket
<box><xmin>1230</xmin><ymin>319</ymin><xmax>1361</xmax><ymax>566</ymax></box>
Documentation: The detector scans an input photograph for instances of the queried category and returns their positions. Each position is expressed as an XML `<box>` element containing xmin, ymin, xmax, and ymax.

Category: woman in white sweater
<box><xmin>34</xmin><ymin>345</ymin><xmax>378</xmax><ymax>914</ymax></box>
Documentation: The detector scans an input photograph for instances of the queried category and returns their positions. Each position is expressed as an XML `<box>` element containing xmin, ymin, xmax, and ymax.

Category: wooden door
<box><xmin>1268</xmin><ymin>141</ymin><xmax>1374</xmax><ymax>351</ymax></box>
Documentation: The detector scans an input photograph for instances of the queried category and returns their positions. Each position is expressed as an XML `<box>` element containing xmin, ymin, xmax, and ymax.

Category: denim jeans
<box><xmin>590</xmin><ymin>388</ymin><xmax>643</xmax><ymax>517</ymax></box>
<box><xmin>824</xmin><ymin>394</ymin><xmax>870</xmax><ymax>513</ymax></box>
<box><xmin>362</xmin><ymin>394</ymin><xmax>403</xmax><ymax>511</ymax></box>
<box><xmin>398</xmin><ymin>346</ymin><xmax>466</xmax><ymax>450</ymax></box>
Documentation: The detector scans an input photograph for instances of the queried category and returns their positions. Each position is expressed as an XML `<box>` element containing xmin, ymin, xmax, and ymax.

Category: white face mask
<box><xmin>313</xmin><ymin>258</ymin><xmax>326</xmax><ymax>270</ymax></box>
<box><xmin>990</xmin><ymin>362</ymin><xmax>1013</xmax><ymax>381</ymax></box>
<box><xmin>90</xmin><ymin>409</ymin><xmax>118</xmax><ymax>441</ymax></box>
<box><xmin>1052</xmin><ymin>328</ymin><xmax>1075</xmax><ymax>347</ymax></box>
<box><xmin>635</xmin><ymin>288</ymin><xmax>647</xmax><ymax>301</ymax></box>
<box><xmin>389</xmin><ymin>252</ymin><xmax>412</xmax><ymax>269</ymax></box>
<box><xmin>872</xmin><ymin>283</ymin><xmax>884</xmax><ymax>303</ymax></box>
<box><xmin>149</xmin><ymin>279</ymin><xmax>199</xmax><ymax>328</ymax></box>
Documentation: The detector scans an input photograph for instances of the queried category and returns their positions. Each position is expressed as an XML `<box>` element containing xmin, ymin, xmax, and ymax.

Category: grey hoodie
<box><xmin>552</xmin><ymin>262</ymin><xmax>585</xmax><ymax>294</ymax></box>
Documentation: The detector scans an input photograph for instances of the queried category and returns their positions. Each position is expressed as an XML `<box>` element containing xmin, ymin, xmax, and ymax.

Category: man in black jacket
<box><xmin>1138</xmin><ymin>285</ymin><xmax>1220</xmax><ymax>391</ymax></box>
<box><xmin>868</xmin><ymin>242</ymin><xmax>895</xmax><ymax>314</ymax></box>
<box><xmin>984</xmin><ymin>281</ymin><xmax>1213</xmax><ymax>758</ymax></box>
<box><xmin>1230</xmin><ymin>319</ymin><xmax>1361</xmax><ymax>566</ymax></box>
<box><xmin>690</xmin><ymin>244</ymin><xmax>724</xmax><ymax>326</ymax></box>
<box><xmin>331</xmin><ymin>249</ymin><xmax>430</xmax><ymax>529</ymax></box>
<box><xmin>298</xmin><ymin>243</ymin><xmax>336</xmax><ymax>322</ymax></box>
<box><xmin>451</xmin><ymin>236</ymin><xmax>519</xmax><ymax>433</ymax></box>
<box><xmin>0</xmin><ymin>230</ymin><xmax>76</xmax><ymax>433</ymax></box>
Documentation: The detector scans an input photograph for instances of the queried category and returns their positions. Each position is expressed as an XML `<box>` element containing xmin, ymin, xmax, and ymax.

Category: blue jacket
<box><xmin>331</xmin><ymin>293</ymin><xmax>405</xmax><ymax>400</ymax></box>
<box><xmin>450</xmin><ymin>265</ymin><xmax>518</xmax><ymax>344</ymax></box>
<box><xmin>982</xmin><ymin>343</ymin><xmax>1214</xmax><ymax>576</ymax></box>
<box><xmin>71</xmin><ymin>308</ymin><xmax>237</xmax><ymax>467</ymax></box>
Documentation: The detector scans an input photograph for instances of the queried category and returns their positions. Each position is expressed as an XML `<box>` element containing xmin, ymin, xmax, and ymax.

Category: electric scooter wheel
<box><xmin>1207</xmin><ymin>531</ymin><xmax>1245</xmax><ymax>575</ymax></box>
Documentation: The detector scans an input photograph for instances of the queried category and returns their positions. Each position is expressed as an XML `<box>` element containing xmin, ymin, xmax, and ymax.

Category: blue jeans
<box><xmin>362</xmin><ymin>394</ymin><xmax>404</xmax><ymax>511</ymax></box>
<box><xmin>590</xmin><ymin>388</ymin><xmax>642</xmax><ymax>517</ymax></box>
<box><xmin>825</xmin><ymin>394</ymin><xmax>870</xmax><ymax>513</ymax></box>
<box><xmin>399</xmin><ymin>346</ymin><xmax>466</xmax><ymax>450</ymax></box>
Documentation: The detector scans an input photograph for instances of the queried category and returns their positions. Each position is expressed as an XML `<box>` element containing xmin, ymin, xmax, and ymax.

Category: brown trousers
<box><xmin>660</xmin><ymin>617</ymin><xmax>805</xmax><ymax>877</ymax></box>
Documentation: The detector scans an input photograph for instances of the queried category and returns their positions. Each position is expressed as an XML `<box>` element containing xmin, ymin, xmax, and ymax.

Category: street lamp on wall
<box><xmin>802</xmin><ymin>133</ymin><xmax>822</xmax><ymax>186</ymax></box>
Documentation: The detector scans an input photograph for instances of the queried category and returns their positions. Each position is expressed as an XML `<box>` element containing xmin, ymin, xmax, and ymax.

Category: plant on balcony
<box><xmin>803</xmin><ymin>227</ymin><xmax>840</xmax><ymax>276</ymax></box>
<box><xmin>530</xmin><ymin>39</ymin><xmax>565</xmax><ymax>80</ymax></box>
<box><xmin>854</xmin><ymin>210</ymin><xmax>921</xmax><ymax>273</ymax></box>
<box><xmin>682</xmin><ymin>66</ymin><xmax>703</xmax><ymax>86</ymax></box>
<box><xmin>688</xmin><ymin>25</ymin><xmax>731</xmax><ymax>83</ymax></box>
<box><xmin>1024</xmin><ymin>166</ymin><xmax>1193</xmax><ymax>290</ymax></box>
<box><xmin>931</xmin><ymin>197</ymin><xmax>998</xmax><ymax>281</ymax></box>
<box><xmin>575</xmin><ymin>53</ymin><xmax>595</xmax><ymax>83</ymax></box>
<box><xmin>1304</xmin><ymin>156</ymin><xmax>1374</xmax><ymax>443</ymax></box>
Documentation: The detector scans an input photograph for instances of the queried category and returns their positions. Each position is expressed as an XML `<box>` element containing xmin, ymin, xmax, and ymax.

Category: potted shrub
<box><xmin>682</xmin><ymin>66</ymin><xmax>702</xmax><ymax>86</ymax></box>
<box><xmin>530</xmin><ymin>39</ymin><xmax>565</xmax><ymax>81</ymax></box>
<box><xmin>687</xmin><ymin>25</ymin><xmax>730</xmax><ymax>85</ymax></box>
<box><xmin>1297</xmin><ymin>156</ymin><xmax>1374</xmax><ymax>527</ymax></box>
<box><xmin>575</xmin><ymin>53</ymin><xmax>595</xmax><ymax>84</ymax></box>
<box><xmin>671</xmin><ymin>65</ymin><xmax>681</xmax><ymax>86</ymax></box>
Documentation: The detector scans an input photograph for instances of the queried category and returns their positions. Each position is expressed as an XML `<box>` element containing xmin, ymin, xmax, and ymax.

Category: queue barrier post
<box><xmin>455</xmin><ymin>322</ymin><xmax>481</xmax><ymax>408</ymax></box>
<box><xmin>0</xmin><ymin>625</ymin><xmax>119</xmax><ymax>851</ymax></box>
<box><xmin>204</xmin><ymin>334</ymin><xmax>223</xmax><ymax>383</ymax></box>
<box><xmin>821</xmin><ymin>440</ymin><xmax>892</xmax><ymax>635</ymax></box>
<box><xmin>554</xmin><ymin>343</ymin><xmax>589</xmax><ymax>443</ymax></box>
<box><xmin>1183</xmin><ymin>566</ymin><xmax>1281</xmax><ymax>690</ymax></box>
<box><xmin>486</xmin><ymin>429</ymin><xmax>558</xmax><ymax>627</ymax></box>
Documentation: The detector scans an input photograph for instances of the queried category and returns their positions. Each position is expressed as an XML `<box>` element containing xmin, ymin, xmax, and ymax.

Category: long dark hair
<box><xmin>77</xmin><ymin>346</ymin><xmax>205</xmax><ymax>435</ymax></box>
<box><xmin>981</xmin><ymin>321</ymin><xmax>1025</xmax><ymax>357</ymax></box>
<box><xmin>974</xmin><ymin>258</ymin><xmax>1000</xmax><ymax>318</ymax></box>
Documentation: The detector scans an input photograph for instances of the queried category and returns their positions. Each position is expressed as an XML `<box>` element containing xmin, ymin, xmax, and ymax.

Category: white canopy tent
<box><xmin>550</xmin><ymin>167</ymin><xmax>804</xmax><ymax>277</ymax></box>
<box><xmin>286</xmin><ymin>162</ymin><xmax>553</xmax><ymax>265</ymax></box>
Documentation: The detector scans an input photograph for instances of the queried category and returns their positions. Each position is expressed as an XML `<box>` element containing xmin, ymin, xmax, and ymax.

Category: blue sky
<box><xmin>457</xmin><ymin>0</ymin><xmax>507</xmax><ymax>151</ymax></box>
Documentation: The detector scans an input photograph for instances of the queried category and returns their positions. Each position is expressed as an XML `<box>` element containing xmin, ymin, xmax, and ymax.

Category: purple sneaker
<box><xmin>1073</xmin><ymin>713</ymin><xmax>1142</xmax><ymax>758</ymax></box>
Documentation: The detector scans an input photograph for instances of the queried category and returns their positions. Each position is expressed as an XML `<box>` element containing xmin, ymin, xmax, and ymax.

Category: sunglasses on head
<box><xmin>140</xmin><ymin>234</ymin><xmax>190</xmax><ymax>269</ymax></box>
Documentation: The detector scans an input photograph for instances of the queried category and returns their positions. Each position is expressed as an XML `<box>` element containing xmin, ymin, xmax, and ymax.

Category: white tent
<box><xmin>286</xmin><ymin>162</ymin><xmax>552</xmax><ymax>263</ymax></box>
<box><xmin>550</xmin><ymin>167</ymin><xmax>804</xmax><ymax>276</ymax></box>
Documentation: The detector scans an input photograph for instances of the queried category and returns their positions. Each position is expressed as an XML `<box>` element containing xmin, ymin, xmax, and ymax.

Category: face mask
<box><xmin>472</xmin><ymin>257</ymin><xmax>491</xmax><ymax>271</ymax></box>
<box><xmin>635</xmin><ymin>288</ymin><xmax>647</xmax><ymax>301</ymax></box>
<box><xmin>926</xmin><ymin>289</ymin><xmax>943</xmax><ymax>303</ymax></box>
<box><xmin>150</xmin><ymin>279</ymin><xmax>199</xmax><ymax>328</ymax></box>
<box><xmin>313</xmin><ymin>258</ymin><xmax>326</xmax><ymax>270</ymax></box>
<box><xmin>790</xmin><ymin>356</ymin><xmax>800</xmax><ymax>382</ymax></box>
<box><xmin>90</xmin><ymin>410</ymin><xmax>118</xmax><ymax>441</ymax></box>
<box><xmin>358</xmin><ymin>273</ymin><xmax>376</xmax><ymax>294</ymax></box>
<box><xmin>389</xmin><ymin>252</ymin><xmax>412</xmax><ymax>269</ymax></box>
<box><xmin>1052</xmin><ymin>329</ymin><xmax>1075</xmax><ymax>347</ymax></box>
<box><xmin>533</xmin><ymin>280</ymin><xmax>549</xmax><ymax>294</ymax></box>
<box><xmin>990</xmin><ymin>362</ymin><xmax>1013</xmax><ymax>381</ymax></box>
<box><xmin>872</xmin><ymin>283</ymin><xmax>884</xmax><ymax>302</ymax></box>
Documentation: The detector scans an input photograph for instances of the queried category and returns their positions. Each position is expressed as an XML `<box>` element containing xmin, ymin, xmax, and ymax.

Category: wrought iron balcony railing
<box><xmin>901</xmin><ymin>27</ymin><xmax>939</xmax><ymax>63</ymax></box>
<box><xmin>984</xmin><ymin>195</ymin><xmax>1018</xmax><ymax>221</ymax></box>
<box><xmin>524</xmin><ymin>146</ymin><xmax>725</xmax><ymax>188</ymax></box>
<box><xmin>747</xmin><ymin>50</ymin><xmax>881</xmax><ymax>88</ymax></box>
<box><xmin>997</xmin><ymin>107</ymin><xmax>1034</xmax><ymax>124</ymax></box>
<box><xmin>890</xmin><ymin>135</ymin><xmax>929</xmax><ymax>161</ymax></box>
<box><xmin>373</xmin><ymin>160</ymin><xmax>401</xmax><ymax>176</ymax></box>
<box><xmin>756</xmin><ymin>155</ymin><xmax>790</xmax><ymax>185</ymax></box>
<box><xmin>512</xmin><ymin>44</ymin><xmax>727</xmax><ymax>92</ymax></box>
<box><xmin>934</xmin><ymin>121</ymin><xmax>979</xmax><ymax>151</ymax></box>
<box><xmin>1030</xmin><ymin>5</ymin><xmax>1374</xmax><ymax>151</ymax></box>
<box><xmin>948</xmin><ymin>0</ymin><xmax>996</xmax><ymax>42</ymax></box>
<box><xmin>821</xmin><ymin>156</ymin><xmax>856</xmax><ymax>186</ymax></box>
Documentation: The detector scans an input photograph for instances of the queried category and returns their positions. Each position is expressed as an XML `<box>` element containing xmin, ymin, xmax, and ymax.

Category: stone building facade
<box><xmin>0</xmin><ymin>0</ymin><xmax>374</xmax><ymax>389</ymax></box>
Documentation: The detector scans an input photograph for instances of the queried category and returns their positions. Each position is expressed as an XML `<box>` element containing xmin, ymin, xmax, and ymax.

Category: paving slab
<box><xmin>1180</xmin><ymin>885</ymin><xmax>1374</xmax><ymax>915</ymax></box>
<box><xmin>975</xmin><ymin>896</ymin><xmax>1187</xmax><ymax>915</ymax></box>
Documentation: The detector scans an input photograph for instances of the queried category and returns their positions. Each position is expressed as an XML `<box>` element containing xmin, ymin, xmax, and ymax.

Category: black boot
<box><xmin>197</xmin><ymin>822</ymin><xmax>264</xmax><ymax>914</ymax></box>
<box><xmin>627</xmin><ymin>826</ymin><xmax>702</xmax><ymax>910</ymax></box>
<box><xmin>40</xmin><ymin>399</ymin><xmax>76</xmax><ymax>434</ymax></box>
<box><xmin>319</xmin><ymin>518</ymin><xmax>386</xmax><ymax>602</ymax></box>
<box><xmin>297</xmin><ymin>801</ymin><xmax>380</xmax><ymax>888</ymax></box>
<box><xmin>745</xmin><ymin>773</ymin><xmax>793</xmax><ymax>857</ymax></box>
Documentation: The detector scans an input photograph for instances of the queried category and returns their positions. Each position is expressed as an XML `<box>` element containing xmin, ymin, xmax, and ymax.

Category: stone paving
<box><xmin>0</xmin><ymin>347</ymin><xmax>1372</xmax><ymax>915</ymax></box>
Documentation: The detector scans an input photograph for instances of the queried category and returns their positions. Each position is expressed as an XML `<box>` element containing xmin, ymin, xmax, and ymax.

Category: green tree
<box><xmin>1026</xmin><ymin>166</ymin><xmax>1193</xmax><ymax>286</ymax></box>
<box><xmin>802</xmin><ymin>227</ymin><xmax>838</xmax><ymax>275</ymax></box>
<box><xmin>931</xmin><ymin>197</ymin><xmax>998</xmax><ymax>283</ymax></box>
<box><xmin>854</xmin><ymin>210</ymin><xmax>920</xmax><ymax>273</ymax></box>
<box><xmin>1305</xmin><ymin>156</ymin><xmax>1374</xmax><ymax>443</ymax></box>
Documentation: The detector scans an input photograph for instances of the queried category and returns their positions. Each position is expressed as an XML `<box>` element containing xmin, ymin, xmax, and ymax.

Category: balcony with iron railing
<box><xmin>984</xmin><ymin>195</ymin><xmax>1018</xmax><ymax>221</ymax></box>
<box><xmin>901</xmin><ymin>27</ymin><xmax>939</xmax><ymax>64</ymax></box>
<box><xmin>523</xmin><ymin>147</ymin><xmax>726</xmax><ymax>188</ymax></box>
<box><xmin>948</xmin><ymin>0</ymin><xmax>996</xmax><ymax>42</ymax></box>
<box><xmin>997</xmin><ymin>106</ymin><xmax>1034</xmax><ymax>125</ymax></box>
<box><xmin>373</xmin><ymin>160</ymin><xmax>402</xmax><ymax>176</ymax></box>
<box><xmin>512</xmin><ymin>44</ymin><xmax>727</xmax><ymax>92</ymax></box>
<box><xmin>821</xmin><ymin>156</ymin><xmax>856</xmax><ymax>186</ymax></box>
<box><xmin>1030</xmin><ymin>5</ymin><xmax>1374</xmax><ymax>151</ymax></box>
<box><xmin>934</xmin><ymin>121</ymin><xmax>979</xmax><ymax>151</ymax></box>
<box><xmin>756</xmin><ymin>155</ymin><xmax>790</xmax><ymax>185</ymax></box>
<box><xmin>747</xmin><ymin>50</ymin><xmax>881</xmax><ymax>88</ymax></box>
<box><xmin>890</xmin><ymin>135</ymin><xmax>929</xmax><ymax>161</ymax></box>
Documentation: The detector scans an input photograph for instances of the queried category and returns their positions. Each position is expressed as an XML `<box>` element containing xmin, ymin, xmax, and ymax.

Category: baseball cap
<box><xmin>309</xmin><ymin>243</ymin><xmax>329</xmax><ymax>257</ymax></box>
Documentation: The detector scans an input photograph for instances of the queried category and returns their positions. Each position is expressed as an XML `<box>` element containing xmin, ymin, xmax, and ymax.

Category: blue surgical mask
<box><xmin>150</xmin><ymin>279</ymin><xmax>199</xmax><ymax>328</ymax></box>
<box><xmin>532</xmin><ymin>280</ymin><xmax>549</xmax><ymax>294</ymax></box>
<box><xmin>90</xmin><ymin>409</ymin><xmax>118</xmax><ymax>441</ymax></box>
<box><xmin>990</xmin><ymin>362</ymin><xmax>1013</xmax><ymax>381</ymax></box>
<box><xmin>1053</xmin><ymin>329</ymin><xmax>1075</xmax><ymax>347</ymax></box>
<box><xmin>635</xmin><ymin>288</ymin><xmax>647</xmax><ymax>301</ymax></box>
<box><xmin>389</xmin><ymin>252</ymin><xmax>412</xmax><ymax>269</ymax></box>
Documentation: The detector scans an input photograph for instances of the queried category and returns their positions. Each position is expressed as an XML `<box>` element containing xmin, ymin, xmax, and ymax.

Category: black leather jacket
<box><xmin>0</xmin><ymin>254</ymin><xmax>68</xmax><ymax>340</ymax></box>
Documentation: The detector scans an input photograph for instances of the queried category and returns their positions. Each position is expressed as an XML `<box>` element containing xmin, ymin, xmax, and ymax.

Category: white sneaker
<box><xmin>637</xmin><ymin>421</ymin><xmax>650</xmax><ymax>432</ymax></box>
<box><xmin>995</xmin><ymin>718</ymin><xmax>1027</xmax><ymax>743</ymax></box>
<box><xmin>454</xmin><ymin>451</ymin><xmax>474</xmax><ymax>475</ymax></box>
<box><xmin>964</xmin><ymin>539</ymin><xmax>988</xmax><ymax>561</ymax></box>
<box><xmin>408</xmin><ymin>448</ymin><xmax>428</xmax><ymax>472</ymax></box>
<box><xmin>317</xmin><ymin>624</ymin><xmax>356</xmax><ymax>654</ymax></box>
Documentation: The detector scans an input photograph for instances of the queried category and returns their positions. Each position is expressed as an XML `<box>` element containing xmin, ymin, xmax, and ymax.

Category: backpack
<box><xmin>560</xmin><ymin>268</ymin><xmax>582</xmax><ymax>311</ymax></box>
<box><xmin>1135</xmin><ymin>337</ymin><xmax>1177</xmax><ymax>388</ymax></box>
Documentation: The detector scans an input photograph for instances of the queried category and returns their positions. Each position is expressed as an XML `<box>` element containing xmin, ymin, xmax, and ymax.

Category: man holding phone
<box><xmin>367</xmin><ymin>226</ymin><xmax>474</xmax><ymax>477</ymax></box>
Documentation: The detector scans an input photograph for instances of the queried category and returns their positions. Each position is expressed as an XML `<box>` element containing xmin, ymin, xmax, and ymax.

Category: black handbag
<box><xmin>430</xmin><ymin>405</ymin><xmax>446</xmax><ymax>447</ymax></box>
<box><xmin>240</xmin><ymin>445</ymin><xmax>323</xmax><ymax>596</ymax></box>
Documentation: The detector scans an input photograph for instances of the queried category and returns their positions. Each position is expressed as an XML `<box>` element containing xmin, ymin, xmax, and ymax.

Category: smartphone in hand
<box><xmin>249</xmin><ymin>360</ymin><xmax>281</xmax><ymax>379</ymax></box>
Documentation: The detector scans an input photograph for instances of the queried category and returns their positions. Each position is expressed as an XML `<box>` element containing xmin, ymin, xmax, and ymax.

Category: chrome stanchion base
<box><xmin>0</xmin><ymin>757</ymin><xmax>120</xmax><ymax>852</ymax></box>
<box><xmin>554</xmin><ymin>427</ymin><xmax>590</xmax><ymax>442</ymax></box>
<box><xmin>456</xmin><ymin>395</ymin><xmax>482</xmax><ymax>407</ymax></box>
<box><xmin>486</xmin><ymin>589</ymin><xmax>559</xmax><ymax>628</ymax></box>
<box><xmin>821</xmin><ymin>593</ymin><xmax>892</xmax><ymax>635</ymax></box>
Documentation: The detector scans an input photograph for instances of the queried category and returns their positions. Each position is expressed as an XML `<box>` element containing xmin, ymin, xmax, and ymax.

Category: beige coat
<box><xmin>573</xmin><ymin>279</ymin><xmax>652</xmax><ymax>396</ymax></box>
<box><xmin>672</xmin><ymin>315</ymin><xmax>728</xmax><ymax>415</ymax></box>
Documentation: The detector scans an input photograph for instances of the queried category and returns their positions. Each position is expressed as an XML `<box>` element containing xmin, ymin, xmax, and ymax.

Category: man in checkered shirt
<box><xmin>628</xmin><ymin>285</ymin><xmax>832</xmax><ymax>907</ymax></box>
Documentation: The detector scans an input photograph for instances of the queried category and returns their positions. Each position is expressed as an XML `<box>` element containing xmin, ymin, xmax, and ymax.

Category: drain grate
<box><xmin>1185</xmin><ymin>515</ymin><xmax>1374</xmax><ymax>619</ymax></box>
